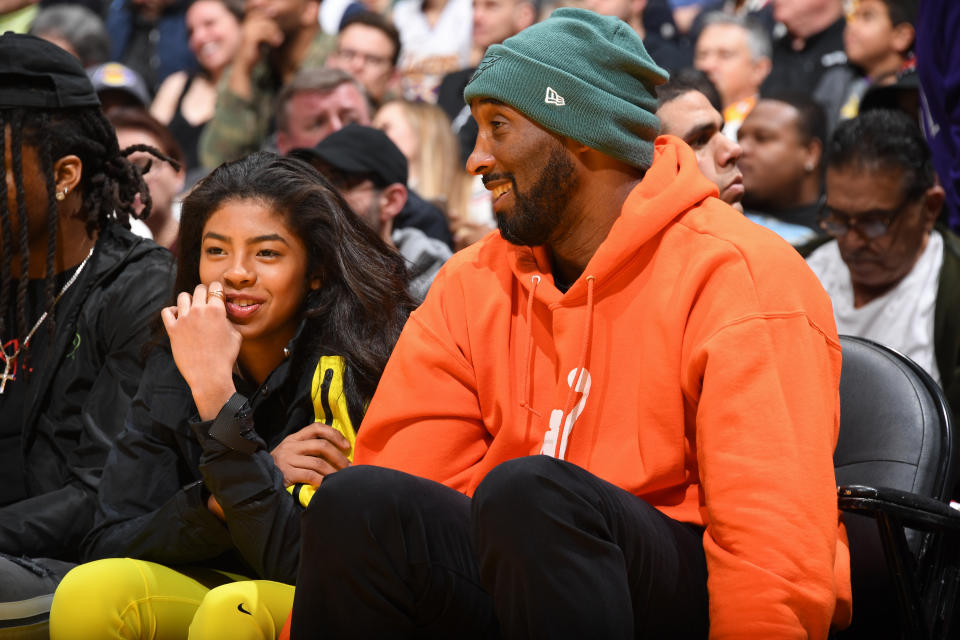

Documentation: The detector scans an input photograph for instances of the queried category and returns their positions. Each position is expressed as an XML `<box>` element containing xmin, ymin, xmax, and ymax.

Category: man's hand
<box><xmin>270</xmin><ymin>424</ymin><xmax>352</xmax><ymax>487</ymax></box>
<box><xmin>161</xmin><ymin>282</ymin><xmax>241</xmax><ymax>420</ymax></box>
<box><xmin>236</xmin><ymin>13</ymin><xmax>283</xmax><ymax>68</ymax></box>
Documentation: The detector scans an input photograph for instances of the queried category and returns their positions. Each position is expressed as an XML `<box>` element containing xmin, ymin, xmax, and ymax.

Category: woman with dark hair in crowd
<box><xmin>151</xmin><ymin>0</ymin><xmax>244</xmax><ymax>175</ymax></box>
<box><xmin>0</xmin><ymin>33</ymin><xmax>175</xmax><ymax>636</ymax></box>
<box><xmin>49</xmin><ymin>152</ymin><xmax>414</xmax><ymax>638</ymax></box>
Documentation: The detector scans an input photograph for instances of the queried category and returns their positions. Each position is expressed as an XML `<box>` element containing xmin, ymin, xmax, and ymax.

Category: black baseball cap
<box><xmin>0</xmin><ymin>32</ymin><xmax>100</xmax><ymax>109</ymax></box>
<box><xmin>297</xmin><ymin>123</ymin><xmax>408</xmax><ymax>187</ymax></box>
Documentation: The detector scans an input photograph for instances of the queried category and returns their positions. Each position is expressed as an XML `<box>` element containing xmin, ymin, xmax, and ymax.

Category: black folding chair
<box><xmin>833</xmin><ymin>336</ymin><xmax>960</xmax><ymax>639</ymax></box>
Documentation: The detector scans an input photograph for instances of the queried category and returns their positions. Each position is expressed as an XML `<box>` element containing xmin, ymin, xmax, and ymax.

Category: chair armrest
<box><xmin>838</xmin><ymin>484</ymin><xmax>960</xmax><ymax>531</ymax></box>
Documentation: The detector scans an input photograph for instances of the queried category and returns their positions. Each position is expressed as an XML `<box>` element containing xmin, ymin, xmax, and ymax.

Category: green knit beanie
<box><xmin>463</xmin><ymin>7</ymin><xmax>668</xmax><ymax>169</ymax></box>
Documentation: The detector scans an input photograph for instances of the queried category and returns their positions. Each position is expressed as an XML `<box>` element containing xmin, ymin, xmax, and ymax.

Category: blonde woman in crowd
<box><xmin>374</xmin><ymin>99</ymin><xmax>486</xmax><ymax>244</ymax></box>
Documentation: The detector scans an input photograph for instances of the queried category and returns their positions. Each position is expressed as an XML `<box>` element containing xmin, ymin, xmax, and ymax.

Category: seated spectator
<box><xmin>106</xmin><ymin>0</ymin><xmax>197</xmax><ymax>93</ymax></box>
<box><xmin>657</xmin><ymin>69</ymin><xmax>744</xmax><ymax>211</ymax></box>
<box><xmin>48</xmin><ymin>152</ymin><xmax>414</xmax><ymax>639</ymax></box>
<box><xmin>837</xmin><ymin>0</ymin><xmax>916</xmax><ymax>122</ymax></box>
<box><xmin>88</xmin><ymin>61</ymin><xmax>152</xmax><ymax>111</ymax></box>
<box><xmin>738</xmin><ymin>93</ymin><xmax>827</xmax><ymax>245</ymax></box>
<box><xmin>29</xmin><ymin>3</ymin><xmax>111</xmax><ymax>68</ymax></box>
<box><xmin>274</xmin><ymin>68</ymin><xmax>371</xmax><ymax>154</ymax></box>
<box><xmin>392</xmin><ymin>0</ymin><xmax>473</xmax><ymax>102</ymax></box>
<box><xmin>150</xmin><ymin>0</ymin><xmax>243</xmax><ymax>175</ymax></box>
<box><xmin>294</xmin><ymin>124</ymin><xmax>452</xmax><ymax>302</ymax></box>
<box><xmin>437</xmin><ymin>0</ymin><xmax>536</xmax><ymax>248</ymax></box>
<box><xmin>0</xmin><ymin>34</ymin><xmax>174</xmax><ymax>635</ymax></box>
<box><xmin>373</xmin><ymin>99</ymin><xmax>458</xmax><ymax>210</ymax></box>
<box><xmin>803</xmin><ymin>109</ymin><xmax>960</xmax><ymax>407</ymax></box>
<box><xmin>437</xmin><ymin>0</ymin><xmax>538</xmax><ymax>164</ymax></box>
<box><xmin>198</xmin><ymin>0</ymin><xmax>332</xmax><ymax>169</ymax></box>
<box><xmin>325</xmin><ymin>10</ymin><xmax>401</xmax><ymax>108</ymax></box>
<box><xmin>289</xmin><ymin>9</ymin><xmax>851</xmax><ymax>638</ymax></box>
<box><xmin>693</xmin><ymin>11</ymin><xmax>771</xmax><ymax>138</ymax></box>
<box><xmin>585</xmin><ymin>0</ymin><xmax>692</xmax><ymax>71</ymax></box>
<box><xmin>374</xmin><ymin>99</ymin><xmax>472</xmax><ymax>245</ymax></box>
<box><xmin>107</xmin><ymin>107</ymin><xmax>187</xmax><ymax>251</ymax></box>
<box><xmin>762</xmin><ymin>0</ymin><xmax>847</xmax><ymax>125</ymax></box>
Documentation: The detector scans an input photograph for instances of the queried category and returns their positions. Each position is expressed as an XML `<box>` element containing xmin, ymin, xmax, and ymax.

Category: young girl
<box><xmin>49</xmin><ymin>152</ymin><xmax>414</xmax><ymax>638</ymax></box>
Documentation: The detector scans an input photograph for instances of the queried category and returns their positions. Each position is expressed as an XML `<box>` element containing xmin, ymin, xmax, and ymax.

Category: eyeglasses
<box><xmin>334</xmin><ymin>48</ymin><xmax>392</xmax><ymax>68</ymax></box>
<box><xmin>817</xmin><ymin>195</ymin><xmax>917</xmax><ymax>240</ymax></box>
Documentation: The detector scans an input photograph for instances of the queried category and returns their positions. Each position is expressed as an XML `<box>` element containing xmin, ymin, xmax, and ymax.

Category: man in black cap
<box><xmin>293</xmin><ymin>124</ymin><xmax>451</xmax><ymax>303</ymax></box>
<box><xmin>0</xmin><ymin>33</ymin><xmax>174</xmax><ymax>636</ymax></box>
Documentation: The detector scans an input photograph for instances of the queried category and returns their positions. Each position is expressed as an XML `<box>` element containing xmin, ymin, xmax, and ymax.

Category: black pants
<box><xmin>291</xmin><ymin>456</ymin><xmax>709</xmax><ymax>639</ymax></box>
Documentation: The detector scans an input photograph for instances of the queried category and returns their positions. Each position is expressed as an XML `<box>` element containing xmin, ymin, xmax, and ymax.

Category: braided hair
<box><xmin>0</xmin><ymin>105</ymin><xmax>174</xmax><ymax>371</ymax></box>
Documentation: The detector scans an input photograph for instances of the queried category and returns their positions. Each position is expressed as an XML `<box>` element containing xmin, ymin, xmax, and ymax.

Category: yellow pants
<box><xmin>49</xmin><ymin>559</ymin><xmax>294</xmax><ymax>640</ymax></box>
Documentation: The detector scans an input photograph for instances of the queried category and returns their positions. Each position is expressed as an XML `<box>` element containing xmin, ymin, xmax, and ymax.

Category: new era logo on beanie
<box><xmin>544</xmin><ymin>87</ymin><xmax>565</xmax><ymax>106</ymax></box>
<box><xmin>463</xmin><ymin>8</ymin><xmax>668</xmax><ymax>170</ymax></box>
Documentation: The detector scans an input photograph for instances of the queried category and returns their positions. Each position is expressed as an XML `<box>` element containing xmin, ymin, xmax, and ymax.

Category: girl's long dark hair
<box><xmin>175</xmin><ymin>151</ymin><xmax>415</xmax><ymax>413</ymax></box>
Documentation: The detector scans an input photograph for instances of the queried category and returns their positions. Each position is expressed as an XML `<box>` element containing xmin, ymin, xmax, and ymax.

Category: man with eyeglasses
<box><xmin>804</xmin><ymin>109</ymin><xmax>960</xmax><ymax>407</ymax></box>
<box><xmin>326</xmin><ymin>11</ymin><xmax>401</xmax><ymax>107</ymax></box>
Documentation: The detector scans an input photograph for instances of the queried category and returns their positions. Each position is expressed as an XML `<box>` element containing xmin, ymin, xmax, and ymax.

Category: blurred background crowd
<box><xmin>0</xmin><ymin>0</ymin><xmax>950</xmax><ymax>253</ymax></box>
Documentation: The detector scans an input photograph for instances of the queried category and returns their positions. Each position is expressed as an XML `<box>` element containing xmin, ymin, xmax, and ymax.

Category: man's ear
<box><xmin>53</xmin><ymin>154</ymin><xmax>83</xmax><ymax>198</ymax></box>
<box><xmin>921</xmin><ymin>184</ymin><xmax>946</xmax><ymax>231</ymax></box>
<box><xmin>891</xmin><ymin>23</ymin><xmax>915</xmax><ymax>56</ymax></box>
<box><xmin>803</xmin><ymin>138</ymin><xmax>823</xmax><ymax>173</ymax></box>
<box><xmin>751</xmin><ymin>56</ymin><xmax>772</xmax><ymax>89</ymax></box>
<box><xmin>379</xmin><ymin>183</ymin><xmax>408</xmax><ymax>223</ymax></box>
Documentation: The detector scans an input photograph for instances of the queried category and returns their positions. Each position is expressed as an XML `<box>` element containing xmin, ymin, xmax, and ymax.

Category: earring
<box><xmin>804</xmin><ymin>162</ymin><xmax>815</xmax><ymax>172</ymax></box>
<box><xmin>55</xmin><ymin>188</ymin><xmax>68</xmax><ymax>201</ymax></box>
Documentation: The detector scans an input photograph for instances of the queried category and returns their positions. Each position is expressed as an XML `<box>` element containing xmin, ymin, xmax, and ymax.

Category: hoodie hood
<box><xmin>507</xmin><ymin>136</ymin><xmax>718</xmax><ymax>303</ymax></box>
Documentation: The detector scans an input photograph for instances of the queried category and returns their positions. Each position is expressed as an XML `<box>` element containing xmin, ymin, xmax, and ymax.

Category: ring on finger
<box><xmin>207</xmin><ymin>289</ymin><xmax>225</xmax><ymax>302</ymax></box>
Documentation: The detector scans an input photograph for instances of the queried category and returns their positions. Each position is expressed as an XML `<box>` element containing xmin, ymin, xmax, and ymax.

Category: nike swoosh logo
<box><xmin>238</xmin><ymin>602</ymin><xmax>252</xmax><ymax>615</ymax></box>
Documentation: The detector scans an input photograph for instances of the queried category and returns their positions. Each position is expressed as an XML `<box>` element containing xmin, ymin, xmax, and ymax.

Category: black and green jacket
<box><xmin>0</xmin><ymin>225</ymin><xmax>173</xmax><ymax>561</ymax></box>
<box><xmin>81</xmin><ymin>340</ymin><xmax>363</xmax><ymax>584</ymax></box>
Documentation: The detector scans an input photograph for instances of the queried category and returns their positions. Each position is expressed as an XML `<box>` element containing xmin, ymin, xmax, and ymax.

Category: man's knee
<box><xmin>474</xmin><ymin>455</ymin><xmax>569</xmax><ymax>508</ymax></box>
<box><xmin>303</xmin><ymin>465</ymin><xmax>426</xmax><ymax>547</ymax></box>
<box><xmin>472</xmin><ymin>456</ymin><xmax>575</xmax><ymax>539</ymax></box>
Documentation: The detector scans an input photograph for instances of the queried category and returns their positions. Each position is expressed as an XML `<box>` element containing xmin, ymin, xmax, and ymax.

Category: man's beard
<box><xmin>496</xmin><ymin>145</ymin><xmax>577</xmax><ymax>247</ymax></box>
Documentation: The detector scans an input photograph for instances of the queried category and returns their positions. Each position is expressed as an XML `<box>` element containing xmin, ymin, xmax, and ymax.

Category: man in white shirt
<box><xmin>804</xmin><ymin>109</ymin><xmax>960</xmax><ymax>409</ymax></box>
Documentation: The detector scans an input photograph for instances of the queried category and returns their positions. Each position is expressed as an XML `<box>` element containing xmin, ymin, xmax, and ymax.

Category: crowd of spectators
<box><xmin>2</xmin><ymin>0</ymin><xmax>960</xmax><ymax>637</ymax></box>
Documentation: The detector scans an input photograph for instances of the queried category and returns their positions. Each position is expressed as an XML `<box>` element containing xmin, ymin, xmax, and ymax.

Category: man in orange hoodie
<box><xmin>289</xmin><ymin>8</ymin><xmax>852</xmax><ymax>639</ymax></box>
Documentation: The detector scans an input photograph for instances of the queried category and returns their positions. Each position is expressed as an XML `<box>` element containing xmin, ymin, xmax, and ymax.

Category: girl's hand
<box><xmin>270</xmin><ymin>424</ymin><xmax>352</xmax><ymax>487</ymax></box>
<box><xmin>161</xmin><ymin>282</ymin><xmax>241</xmax><ymax>420</ymax></box>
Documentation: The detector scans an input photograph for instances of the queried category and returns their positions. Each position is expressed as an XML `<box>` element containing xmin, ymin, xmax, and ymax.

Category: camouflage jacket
<box><xmin>198</xmin><ymin>32</ymin><xmax>334</xmax><ymax>169</ymax></box>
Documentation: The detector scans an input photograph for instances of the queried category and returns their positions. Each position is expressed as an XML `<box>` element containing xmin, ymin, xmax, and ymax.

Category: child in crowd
<box><xmin>839</xmin><ymin>0</ymin><xmax>916</xmax><ymax>120</ymax></box>
<box><xmin>48</xmin><ymin>152</ymin><xmax>414</xmax><ymax>639</ymax></box>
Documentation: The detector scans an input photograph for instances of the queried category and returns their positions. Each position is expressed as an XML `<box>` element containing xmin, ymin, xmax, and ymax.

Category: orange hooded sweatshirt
<box><xmin>356</xmin><ymin>137</ymin><xmax>853</xmax><ymax>638</ymax></box>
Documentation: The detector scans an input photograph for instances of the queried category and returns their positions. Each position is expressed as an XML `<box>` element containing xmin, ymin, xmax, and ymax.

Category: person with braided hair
<box><xmin>48</xmin><ymin>151</ymin><xmax>413</xmax><ymax>639</ymax></box>
<box><xmin>0</xmin><ymin>33</ymin><xmax>175</xmax><ymax>637</ymax></box>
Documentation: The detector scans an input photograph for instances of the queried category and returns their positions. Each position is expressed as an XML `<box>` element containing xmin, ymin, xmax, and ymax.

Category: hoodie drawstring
<box><xmin>519</xmin><ymin>275</ymin><xmax>542</xmax><ymax>417</ymax></box>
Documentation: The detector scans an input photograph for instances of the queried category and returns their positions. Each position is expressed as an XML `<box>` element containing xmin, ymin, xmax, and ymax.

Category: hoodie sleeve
<box><xmin>690</xmin><ymin>312</ymin><xmax>847</xmax><ymax>639</ymax></box>
<box><xmin>355</xmin><ymin>267</ymin><xmax>491</xmax><ymax>494</ymax></box>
